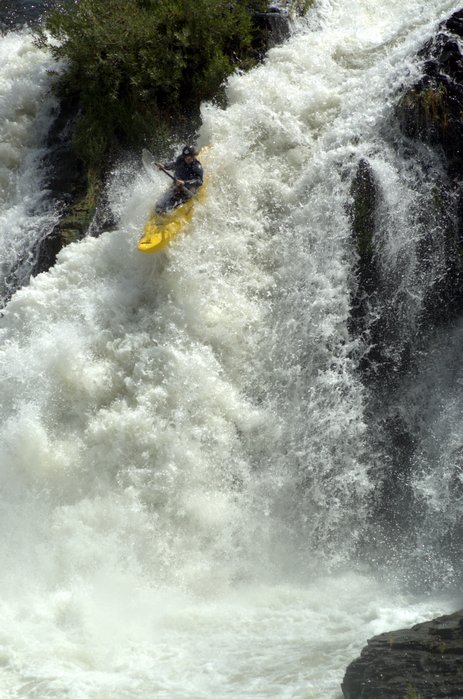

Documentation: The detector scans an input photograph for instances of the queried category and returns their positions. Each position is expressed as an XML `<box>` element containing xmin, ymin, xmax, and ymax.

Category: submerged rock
<box><xmin>341</xmin><ymin>610</ymin><xmax>463</xmax><ymax>699</ymax></box>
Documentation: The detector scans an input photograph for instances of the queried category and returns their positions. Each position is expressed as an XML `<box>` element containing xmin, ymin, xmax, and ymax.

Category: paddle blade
<box><xmin>142</xmin><ymin>148</ymin><xmax>157</xmax><ymax>178</ymax></box>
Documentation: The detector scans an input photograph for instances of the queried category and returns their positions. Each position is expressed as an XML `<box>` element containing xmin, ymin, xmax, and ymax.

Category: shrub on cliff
<box><xmin>36</xmin><ymin>0</ymin><xmax>268</xmax><ymax>167</ymax></box>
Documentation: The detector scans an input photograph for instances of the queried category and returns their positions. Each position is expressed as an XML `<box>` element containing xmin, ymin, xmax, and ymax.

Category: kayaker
<box><xmin>155</xmin><ymin>145</ymin><xmax>203</xmax><ymax>214</ymax></box>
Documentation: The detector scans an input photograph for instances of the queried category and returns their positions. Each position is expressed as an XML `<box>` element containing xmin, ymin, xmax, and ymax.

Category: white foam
<box><xmin>0</xmin><ymin>30</ymin><xmax>62</xmax><ymax>303</ymax></box>
<box><xmin>0</xmin><ymin>1</ymin><xmax>460</xmax><ymax>696</ymax></box>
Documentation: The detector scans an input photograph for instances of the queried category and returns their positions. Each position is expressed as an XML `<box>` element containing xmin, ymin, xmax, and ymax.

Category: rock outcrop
<box><xmin>349</xmin><ymin>8</ymin><xmax>463</xmax><ymax>379</ymax></box>
<box><xmin>344</xmin><ymin>11</ymin><xmax>463</xmax><ymax>697</ymax></box>
<box><xmin>394</xmin><ymin>8</ymin><xmax>463</xmax><ymax>327</ymax></box>
<box><xmin>397</xmin><ymin>9</ymin><xmax>463</xmax><ymax>180</ymax></box>
<box><xmin>31</xmin><ymin>95</ymin><xmax>102</xmax><ymax>277</ymax></box>
<box><xmin>342</xmin><ymin>610</ymin><xmax>463</xmax><ymax>699</ymax></box>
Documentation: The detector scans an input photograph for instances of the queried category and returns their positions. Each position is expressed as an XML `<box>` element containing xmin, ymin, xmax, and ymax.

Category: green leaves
<box><xmin>37</xmin><ymin>0</ymin><xmax>268</xmax><ymax>166</ymax></box>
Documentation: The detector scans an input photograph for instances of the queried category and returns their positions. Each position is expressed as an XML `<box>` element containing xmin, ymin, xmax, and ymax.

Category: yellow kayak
<box><xmin>137</xmin><ymin>183</ymin><xmax>207</xmax><ymax>254</ymax></box>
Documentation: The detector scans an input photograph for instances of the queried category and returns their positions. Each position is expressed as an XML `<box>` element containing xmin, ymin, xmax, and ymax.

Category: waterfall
<box><xmin>0</xmin><ymin>1</ymin><xmax>461</xmax><ymax>697</ymax></box>
<box><xmin>0</xmin><ymin>29</ymin><xmax>61</xmax><ymax>307</ymax></box>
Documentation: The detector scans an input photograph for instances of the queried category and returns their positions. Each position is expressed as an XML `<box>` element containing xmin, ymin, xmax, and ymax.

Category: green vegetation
<box><xmin>349</xmin><ymin>159</ymin><xmax>377</xmax><ymax>260</ymax></box>
<box><xmin>57</xmin><ymin>166</ymin><xmax>102</xmax><ymax>243</ymax></box>
<box><xmin>36</xmin><ymin>0</ymin><xmax>271</xmax><ymax>167</ymax></box>
<box><xmin>398</xmin><ymin>83</ymin><xmax>449</xmax><ymax>137</ymax></box>
<box><xmin>404</xmin><ymin>686</ymin><xmax>421</xmax><ymax>699</ymax></box>
<box><xmin>413</xmin><ymin>83</ymin><xmax>448</xmax><ymax>128</ymax></box>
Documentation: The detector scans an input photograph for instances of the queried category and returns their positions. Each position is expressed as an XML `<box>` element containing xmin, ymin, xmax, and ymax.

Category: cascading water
<box><xmin>1</xmin><ymin>1</ymin><xmax>462</xmax><ymax>697</ymax></box>
<box><xmin>0</xmin><ymin>29</ymin><xmax>62</xmax><ymax>307</ymax></box>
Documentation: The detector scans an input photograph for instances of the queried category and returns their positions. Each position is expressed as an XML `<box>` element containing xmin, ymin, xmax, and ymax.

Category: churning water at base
<box><xmin>0</xmin><ymin>1</ymin><xmax>461</xmax><ymax>697</ymax></box>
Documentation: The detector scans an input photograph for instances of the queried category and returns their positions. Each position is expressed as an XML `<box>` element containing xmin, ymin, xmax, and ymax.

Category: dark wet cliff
<box><xmin>344</xmin><ymin>9</ymin><xmax>463</xmax><ymax>698</ymax></box>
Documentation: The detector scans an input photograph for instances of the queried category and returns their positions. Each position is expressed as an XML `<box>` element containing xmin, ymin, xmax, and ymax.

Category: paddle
<box><xmin>142</xmin><ymin>148</ymin><xmax>195</xmax><ymax>198</ymax></box>
<box><xmin>155</xmin><ymin>162</ymin><xmax>195</xmax><ymax>198</ymax></box>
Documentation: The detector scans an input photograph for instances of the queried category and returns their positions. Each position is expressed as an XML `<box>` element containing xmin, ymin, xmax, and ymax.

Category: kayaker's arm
<box><xmin>159</xmin><ymin>160</ymin><xmax>176</xmax><ymax>171</ymax></box>
<box><xmin>174</xmin><ymin>163</ymin><xmax>203</xmax><ymax>191</ymax></box>
<box><xmin>183</xmin><ymin>163</ymin><xmax>204</xmax><ymax>189</ymax></box>
<box><xmin>157</xmin><ymin>154</ymin><xmax>203</xmax><ymax>195</ymax></box>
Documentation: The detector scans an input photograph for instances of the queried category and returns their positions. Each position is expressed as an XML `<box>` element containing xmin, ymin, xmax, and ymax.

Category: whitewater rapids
<box><xmin>0</xmin><ymin>1</ymin><xmax>460</xmax><ymax>696</ymax></box>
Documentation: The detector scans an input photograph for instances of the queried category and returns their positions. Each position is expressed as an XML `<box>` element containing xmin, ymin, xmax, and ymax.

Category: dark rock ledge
<box><xmin>341</xmin><ymin>610</ymin><xmax>463</xmax><ymax>699</ymax></box>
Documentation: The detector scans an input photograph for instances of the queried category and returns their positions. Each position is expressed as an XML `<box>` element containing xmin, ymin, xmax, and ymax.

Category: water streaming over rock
<box><xmin>0</xmin><ymin>29</ymin><xmax>61</xmax><ymax>306</ymax></box>
<box><xmin>0</xmin><ymin>1</ymin><xmax>462</xmax><ymax>697</ymax></box>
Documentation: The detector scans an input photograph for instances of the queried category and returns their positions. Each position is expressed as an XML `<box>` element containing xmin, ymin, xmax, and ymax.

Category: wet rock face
<box><xmin>397</xmin><ymin>9</ymin><xmax>463</xmax><ymax>179</ymax></box>
<box><xmin>341</xmin><ymin>610</ymin><xmax>463</xmax><ymax>699</ymax></box>
<box><xmin>252</xmin><ymin>7</ymin><xmax>291</xmax><ymax>48</ymax></box>
<box><xmin>343</xmin><ymin>13</ymin><xmax>463</xmax><ymax>696</ymax></box>
<box><xmin>349</xmin><ymin>6</ymin><xmax>463</xmax><ymax>369</ymax></box>
<box><xmin>347</xmin><ymin>159</ymin><xmax>381</xmax><ymax>376</ymax></box>
<box><xmin>32</xmin><ymin>95</ymin><xmax>89</xmax><ymax>276</ymax></box>
<box><xmin>391</xmin><ymin>8</ymin><xmax>463</xmax><ymax>329</ymax></box>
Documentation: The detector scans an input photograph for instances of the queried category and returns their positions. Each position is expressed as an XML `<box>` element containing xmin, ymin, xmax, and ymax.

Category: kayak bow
<box><xmin>137</xmin><ymin>186</ymin><xmax>206</xmax><ymax>254</ymax></box>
